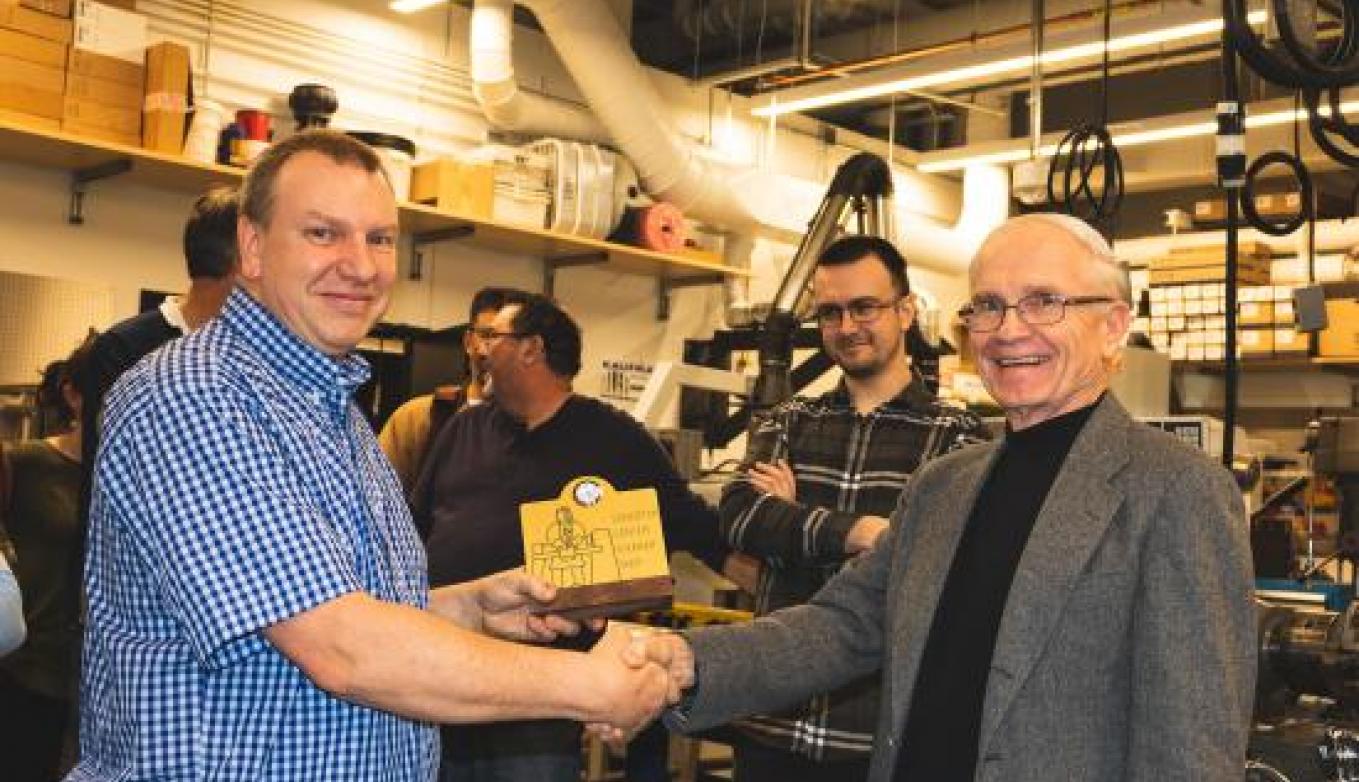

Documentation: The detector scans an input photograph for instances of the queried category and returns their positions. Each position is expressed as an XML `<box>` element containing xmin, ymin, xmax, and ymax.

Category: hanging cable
<box><xmin>1240</xmin><ymin>151</ymin><xmax>1314</xmax><ymax>235</ymax></box>
<box><xmin>1046</xmin><ymin>0</ymin><xmax>1123</xmax><ymax>227</ymax></box>
<box><xmin>1225</xmin><ymin>0</ymin><xmax>1359</xmax><ymax>167</ymax></box>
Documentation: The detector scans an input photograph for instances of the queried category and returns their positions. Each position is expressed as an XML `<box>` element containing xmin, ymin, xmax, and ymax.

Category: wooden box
<box><xmin>410</xmin><ymin>158</ymin><xmax>494</xmax><ymax>218</ymax></box>
<box><xmin>141</xmin><ymin>40</ymin><xmax>188</xmax><ymax>153</ymax></box>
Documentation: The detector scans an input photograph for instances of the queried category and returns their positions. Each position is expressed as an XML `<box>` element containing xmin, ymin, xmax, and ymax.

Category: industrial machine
<box><xmin>1252</xmin><ymin>417</ymin><xmax>1359</xmax><ymax>781</ymax></box>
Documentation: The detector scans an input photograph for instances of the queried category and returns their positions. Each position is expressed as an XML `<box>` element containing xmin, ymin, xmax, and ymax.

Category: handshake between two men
<box><xmin>457</xmin><ymin>567</ymin><xmax>696</xmax><ymax>740</ymax></box>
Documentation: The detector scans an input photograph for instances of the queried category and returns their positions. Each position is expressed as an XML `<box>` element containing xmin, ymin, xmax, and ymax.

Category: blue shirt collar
<box><xmin>221</xmin><ymin>287</ymin><xmax>371</xmax><ymax>395</ymax></box>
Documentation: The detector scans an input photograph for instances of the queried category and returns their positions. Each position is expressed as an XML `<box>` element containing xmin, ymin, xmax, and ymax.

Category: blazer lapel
<box><xmin>887</xmin><ymin>444</ymin><xmax>1000</xmax><ymax>739</ymax></box>
<box><xmin>976</xmin><ymin>397</ymin><xmax>1133</xmax><ymax>752</ymax></box>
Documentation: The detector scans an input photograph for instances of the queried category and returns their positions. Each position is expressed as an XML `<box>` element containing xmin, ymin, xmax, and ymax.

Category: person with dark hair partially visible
<box><xmin>0</xmin><ymin>334</ymin><xmax>97</xmax><ymax>781</ymax></box>
<box><xmin>715</xmin><ymin>234</ymin><xmax>986</xmax><ymax>782</ymax></box>
<box><xmin>379</xmin><ymin>286</ymin><xmax>531</xmax><ymax>493</ymax></box>
<box><xmin>78</xmin><ymin>186</ymin><xmax>240</xmax><ymax>522</ymax></box>
<box><xmin>411</xmin><ymin>293</ymin><xmax>727</xmax><ymax>782</ymax></box>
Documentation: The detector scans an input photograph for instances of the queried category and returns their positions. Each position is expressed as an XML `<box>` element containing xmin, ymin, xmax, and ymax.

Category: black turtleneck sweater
<box><xmin>894</xmin><ymin>399</ymin><xmax>1099</xmax><ymax>781</ymax></box>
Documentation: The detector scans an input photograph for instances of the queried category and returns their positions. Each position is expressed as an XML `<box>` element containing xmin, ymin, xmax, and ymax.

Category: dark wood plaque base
<box><xmin>537</xmin><ymin>575</ymin><xmax>674</xmax><ymax>621</ymax></box>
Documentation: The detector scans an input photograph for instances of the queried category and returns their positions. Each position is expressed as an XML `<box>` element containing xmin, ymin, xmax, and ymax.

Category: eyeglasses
<box><xmin>813</xmin><ymin>298</ymin><xmax>900</xmax><ymax>328</ymax></box>
<box><xmin>958</xmin><ymin>292</ymin><xmax>1115</xmax><ymax>333</ymax></box>
<box><xmin>473</xmin><ymin>329</ymin><xmax>526</xmax><ymax>343</ymax></box>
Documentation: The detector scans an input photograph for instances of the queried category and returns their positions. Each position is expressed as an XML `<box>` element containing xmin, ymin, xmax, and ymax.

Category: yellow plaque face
<box><xmin>521</xmin><ymin>476</ymin><xmax>670</xmax><ymax>589</ymax></box>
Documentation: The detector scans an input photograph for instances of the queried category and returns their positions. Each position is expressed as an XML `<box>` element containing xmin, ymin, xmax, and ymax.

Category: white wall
<box><xmin>0</xmin><ymin>0</ymin><xmax>970</xmax><ymax>398</ymax></box>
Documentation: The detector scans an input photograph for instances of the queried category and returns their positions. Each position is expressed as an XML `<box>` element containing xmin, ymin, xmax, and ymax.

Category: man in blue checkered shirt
<box><xmin>70</xmin><ymin>131</ymin><xmax>677</xmax><ymax>782</ymax></box>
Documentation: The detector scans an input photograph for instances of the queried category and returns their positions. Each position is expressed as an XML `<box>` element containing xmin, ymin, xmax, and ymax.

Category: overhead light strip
<box><xmin>752</xmin><ymin>10</ymin><xmax>1267</xmax><ymax>118</ymax></box>
<box><xmin>916</xmin><ymin>101</ymin><xmax>1359</xmax><ymax>173</ymax></box>
<box><xmin>390</xmin><ymin>0</ymin><xmax>444</xmax><ymax>13</ymax></box>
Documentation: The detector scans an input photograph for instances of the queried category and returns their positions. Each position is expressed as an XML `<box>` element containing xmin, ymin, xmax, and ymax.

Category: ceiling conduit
<box><xmin>479</xmin><ymin>0</ymin><xmax>1004</xmax><ymax>273</ymax></box>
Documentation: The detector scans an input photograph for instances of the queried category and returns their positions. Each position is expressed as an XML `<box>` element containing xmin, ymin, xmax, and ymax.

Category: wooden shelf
<box><xmin>0</xmin><ymin>116</ymin><xmax>748</xmax><ymax>286</ymax></box>
<box><xmin>0</xmin><ymin>117</ymin><xmax>242</xmax><ymax>195</ymax></box>
<box><xmin>1176</xmin><ymin>357</ymin><xmax>1359</xmax><ymax>375</ymax></box>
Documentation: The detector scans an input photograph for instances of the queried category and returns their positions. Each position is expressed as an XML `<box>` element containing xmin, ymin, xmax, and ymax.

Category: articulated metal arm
<box><xmin>745</xmin><ymin>152</ymin><xmax>896</xmax><ymax>461</ymax></box>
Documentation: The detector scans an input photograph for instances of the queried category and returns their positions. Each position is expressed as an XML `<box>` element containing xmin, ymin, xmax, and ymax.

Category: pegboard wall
<box><xmin>0</xmin><ymin>272</ymin><xmax>118</xmax><ymax>386</ymax></box>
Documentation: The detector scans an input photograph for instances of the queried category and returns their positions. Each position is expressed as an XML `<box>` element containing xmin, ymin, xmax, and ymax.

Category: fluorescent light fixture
<box><xmin>390</xmin><ymin>0</ymin><xmax>443</xmax><ymax>12</ymax></box>
<box><xmin>752</xmin><ymin>9</ymin><xmax>1267</xmax><ymax>118</ymax></box>
<box><xmin>915</xmin><ymin>99</ymin><xmax>1359</xmax><ymax>174</ymax></box>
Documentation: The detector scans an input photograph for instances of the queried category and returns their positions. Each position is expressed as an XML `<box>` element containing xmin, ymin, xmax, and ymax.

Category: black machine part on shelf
<box><xmin>288</xmin><ymin>84</ymin><xmax>338</xmax><ymax>131</ymax></box>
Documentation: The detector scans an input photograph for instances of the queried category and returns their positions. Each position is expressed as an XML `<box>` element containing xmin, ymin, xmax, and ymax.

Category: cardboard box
<box><xmin>21</xmin><ymin>0</ymin><xmax>72</xmax><ymax>16</ymax></box>
<box><xmin>141</xmin><ymin>40</ymin><xmax>188</xmax><ymax>153</ymax></box>
<box><xmin>67</xmin><ymin>46</ymin><xmax>140</xmax><ymax>85</ymax></box>
<box><xmin>0</xmin><ymin>24</ymin><xmax>65</xmax><ymax>66</ymax></box>
<box><xmin>64</xmin><ymin>71</ymin><xmax>138</xmax><ymax>106</ymax></box>
<box><xmin>0</xmin><ymin>0</ymin><xmax>72</xmax><ymax>42</ymax></box>
<box><xmin>1318</xmin><ymin>283</ymin><xmax>1359</xmax><ymax>358</ymax></box>
<box><xmin>61</xmin><ymin>117</ymin><xmax>134</xmax><ymax>144</ymax></box>
<box><xmin>1193</xmin><ymin>199</ymin><xmax>1226</xmax><ymax>225</ymax></box>
<box><xmin>0</xmin><ymin>103</ymin><xmax>57</xmax><ymax>128</ymax></box>
<box><xmin>1239</xmin><ymin>300</ymin><xmax>1275</xmax><ymax>327</ymax></box>
<box><xmin>411</xmin><ymin>158</ymin><xmax>494</xmax><ymax>217</ymax></box>
<box><xmin>0</xmin><ymin>51</ymin><xmax>63</xmax><ymax>91</ymax></box>
<box><xmin>1240</xmin><ymin>327</ymin><xmax>1274</xmax><ymax>358</ymax></box>
<box><xmin>0</xmin><ymin>77</ymin><xmax>61</xmax><ymax>118</ymax></box>
<box><xmin>62</xmin><ymin>94</ymin><xmax>138</xmax><ymax>134</ymax></box>
<box><xmin>1275</xmin><ymin>300</ymin><xmax>1295</xmax><ymax>325</ymax></box>
<box><xmin>1274</xmin><ymin>327</ymin><xmax>1311</xmax><ymax>357</ymax></box>
<box><xmin>1149</xmin><ymin>265</ymin><xmax>1272</xmax><ymax>286</ymax></box>
<box><xmin>73</xmin><ymin>0</ymin><xmax>143</xmax><ymax>63</ymax></box>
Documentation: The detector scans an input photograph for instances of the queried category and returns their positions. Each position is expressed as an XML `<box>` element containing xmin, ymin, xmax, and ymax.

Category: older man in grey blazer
<box><xmin>631</xmin><ymin>213</ymin><xmax>1256</xmax><ymax>781</ymax></box>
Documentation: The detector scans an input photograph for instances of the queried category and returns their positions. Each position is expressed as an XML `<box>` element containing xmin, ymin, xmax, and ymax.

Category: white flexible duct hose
<box><xmin>470</xmin><ymin>0</ymin><xmax>607</xmax><ymax>142</ymax></box>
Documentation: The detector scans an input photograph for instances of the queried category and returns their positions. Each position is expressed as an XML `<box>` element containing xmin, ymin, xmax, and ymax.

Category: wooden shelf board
<box><xmin>0</xmin><ymin>117</ymin><xmax>749</xmax><ymax>284</ymax></box>
<box><xmin>0</xmin><ymin>117</ymin><xmax>242</xmax><ymax>194</ymax></box>
<box><xmin>1176</xmin><ymin>357</ymin><xmax>1359</xmax><ymax>375</ymax></box>
<box><xmin>400</xmin><ymin>203</ymin><xmax>748</xmax><ymax>281</ymax></box>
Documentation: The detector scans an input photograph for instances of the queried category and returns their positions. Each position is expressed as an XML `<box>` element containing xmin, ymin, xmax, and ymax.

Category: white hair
<box><xmin>975</xmin><ymin>213</ymin><xmax>1131</xmax><ymax>304</ymax></box>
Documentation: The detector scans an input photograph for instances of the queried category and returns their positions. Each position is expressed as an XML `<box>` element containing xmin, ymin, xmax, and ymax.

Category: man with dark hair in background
<box><xmin>412</xmin><ymin>293</ymin><xmax>727</xmax><ymax>782</ymax></box>
<box><xmin>717</xmin><ymin>234</ymin><xmax>986</xmax><ymax>781</ymax></box>
<box><xmin>79</xmin><ymin>186</ymin><xmax>240</xmax><ymax>512</ymax></box>
<box><xmin>379</xmin><ymin>286</ymin><xmax>530</xmax><ymax>493</ymax></box>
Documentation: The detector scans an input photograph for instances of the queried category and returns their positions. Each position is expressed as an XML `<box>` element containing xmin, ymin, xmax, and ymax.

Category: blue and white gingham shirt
<box><xmin>70</xmin><ymin>289</ymin><xmax>437</xmax><ymax>781</ymax></box>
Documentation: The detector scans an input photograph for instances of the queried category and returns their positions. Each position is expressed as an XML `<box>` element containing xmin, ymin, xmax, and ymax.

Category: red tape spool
<box><xmin>635</xmin><ymin>202</ymin><xmax>686</xmax><ymax>252</ymax></box>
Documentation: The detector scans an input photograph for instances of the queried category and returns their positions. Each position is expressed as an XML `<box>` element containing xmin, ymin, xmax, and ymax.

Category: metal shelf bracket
<box><xmin>68</xmin><ymin>158</ymin><xmax>132</xmax><ymax>225</ymax></box>
<box><xmin>542</xmin><ymin>252</ymin><xmax>607</xmax><ymax>297</ymax></box>
<box><xmin>657</xmin><ymin>274</ymin><xmax>725</xmax><ymax>320</ymax></box>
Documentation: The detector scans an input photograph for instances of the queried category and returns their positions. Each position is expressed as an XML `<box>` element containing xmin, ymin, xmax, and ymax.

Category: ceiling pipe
<box><xmin>516</xmin><ymin>0</ymin><xmax>761</xmax><ymax>229</ymax></box>
<box><xmin>470</xmin><ymin>0</ymin><xmax>607</xmax><ymax>142</ymax></box>
<box><xmin>479</xmin><ymin>0</ymin><xmax>1003</xmax><ymax>272</ymax></box>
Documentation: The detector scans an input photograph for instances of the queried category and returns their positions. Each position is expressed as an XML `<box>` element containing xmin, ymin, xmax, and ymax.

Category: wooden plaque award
<box><xmin>521</xmin><ymin>476</ymin><xmax>673</xmax><ymax>621</ymax></box>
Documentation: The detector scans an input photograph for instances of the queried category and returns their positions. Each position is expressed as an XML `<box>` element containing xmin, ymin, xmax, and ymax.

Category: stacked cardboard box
<box><xmin>1239</xmin><ymin>286</ymin><xmax>1308</xmax><ymax>359</ymax></box>
<box><xmin>0</xmin><ymin>0</ymin><xmax>72</xmax><ymax>130</ymax></box>
<box><xmin>1318</xmin><ymin>282</ymin><xmax>1359</xmax><ymax>358</ymax></box>
<box><xmin>64</xmin><ymin>0</ymin><xmax>144</xmax><ymax>145</ymax></box>
<box><xmin>1146</xmin><ymin>277</ymin><xmax>1301</xmax><ymax>362</ymax></box>
<box><xmin>20</xmin><ymin>0</ymin><xmax>71</xmax><ymax>16</ymax></box>
<box><xmin>1148</xmin><ymin>242</ymin><xmax>1272</xmax><ymax>286</ymax></box>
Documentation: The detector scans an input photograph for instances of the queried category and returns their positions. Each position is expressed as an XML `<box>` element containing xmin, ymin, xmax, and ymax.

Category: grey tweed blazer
<box><xmin>677</xmin><ymin>395</ymin><xmax>1256</xmax><ymax>781</ymax></box>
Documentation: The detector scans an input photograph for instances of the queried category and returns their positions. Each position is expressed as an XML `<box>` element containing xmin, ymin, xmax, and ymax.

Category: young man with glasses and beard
<box><xmin>717</xmin><ymin>234</ymin><xmax>986</xmax><ymax>782</ymax></box>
